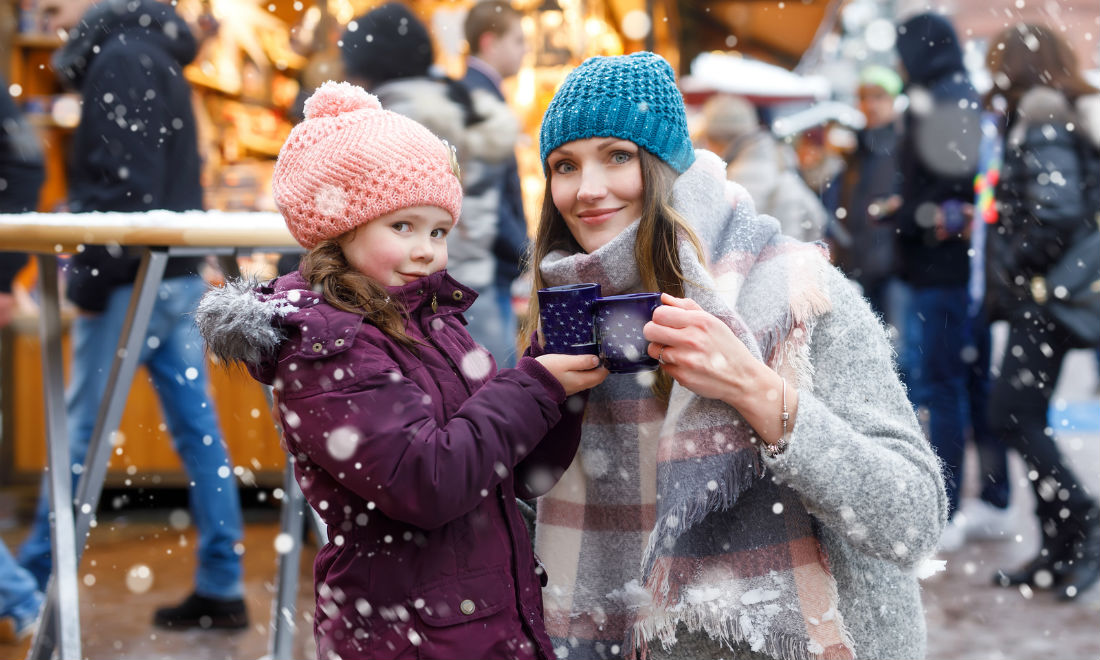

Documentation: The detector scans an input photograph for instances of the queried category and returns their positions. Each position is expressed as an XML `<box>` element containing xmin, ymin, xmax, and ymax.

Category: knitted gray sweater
<box><xmin>654</xmin><ymin>264</ymin><xmax>947</xmax><ymax>660</ymax></box>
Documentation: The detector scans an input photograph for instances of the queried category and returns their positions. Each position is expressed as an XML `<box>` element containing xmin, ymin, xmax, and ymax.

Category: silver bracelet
<box><xmin>763</xmin><ymin>377</ymin><xmax>790</xmax><ymax>458</ymax></box>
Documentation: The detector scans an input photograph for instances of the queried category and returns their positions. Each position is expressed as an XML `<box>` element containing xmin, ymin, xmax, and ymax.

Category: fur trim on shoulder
<box><xmin>195</xmin><ymin>278</ymin><xmax>287</xmax><ymax>367</ymax></box>
<box><xmin>1009</xmin><ymin>86</ymin><xmax>1073</xmax><ymax>146</ymax></box>
<box><xmin>1076</xmin><ymin>93</ymin><xmax>1100</xmax><ymax>150</ymax></box>
<box><xmin>465</xmin><ymin>88</ymin><xmax>520</xmax><ymax>163</ymax></box>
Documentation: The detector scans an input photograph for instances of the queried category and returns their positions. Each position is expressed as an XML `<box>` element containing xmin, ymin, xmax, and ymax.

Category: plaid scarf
<box><xmin>534</xmin><ymin>151</ymin><xmax>855</xmax><ymax>660</ymax></box>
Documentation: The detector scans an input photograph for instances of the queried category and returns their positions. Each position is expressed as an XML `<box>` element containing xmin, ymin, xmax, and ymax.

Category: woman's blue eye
<box><xmin>553</xmin><ymin>161</ymin><xmax>575</xmax><ymax>174</ymax></box>
<box><xmin>612</xmin><ymin>151</ymin><xmax>633</xmax><ymax>164</ymax></box>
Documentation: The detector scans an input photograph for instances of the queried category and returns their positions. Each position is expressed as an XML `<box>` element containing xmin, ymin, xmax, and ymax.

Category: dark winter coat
<box><xmin>1</xmin><ymin>76</ymin><xmax>45</xmax><ymax>214</ymax></box>
<box><xmin>985</xmin><ymin>87</ymin><xmax>1100</xmax><ymax>321</ymax></box>
<box><xmin>825</xmin><ymin>122</ymin><xmax>902</xmax><ymax>288</ymax></box>
<box><xmin>893</xmin><ymin>13</ymin><xmax>982</xmax><ymax>288</ymax></box>
<box><xmin>197</xmin><ymin>270</ymin><xmax>585</xmax><ymax>660</ymax></box>
<box><xmin>52</xmin><ymin>0</ymin><xmax>204</xmax><ymax>312</ymax></box>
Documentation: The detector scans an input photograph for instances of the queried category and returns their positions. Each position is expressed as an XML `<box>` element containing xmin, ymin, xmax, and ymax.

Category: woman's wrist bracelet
<box><xmin>763</xmin><ymin>377</ymin><xmax>790</xmax><ymax>458</ymax></box>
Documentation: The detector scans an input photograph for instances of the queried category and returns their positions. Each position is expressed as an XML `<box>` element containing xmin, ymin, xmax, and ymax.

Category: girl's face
<box><xmin>339</xmin><ymin>205</ymin><xmax>453</xmax><ymax>286</ymax></box>
<box><xmin>547</xmin><ymin>137</ymin><xmax>644</xmax><ymax>253</ymax></box>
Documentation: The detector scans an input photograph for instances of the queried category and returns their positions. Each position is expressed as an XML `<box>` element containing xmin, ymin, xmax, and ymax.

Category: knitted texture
<box><xmin>272</xmin><ymin>80</ymin><xmax>463</xmax><ymax>249</ymax></box>
<box><xmin>539</xmin><ymin>51</ymin><xmax>695</xmax><ymax>173</ymax></box>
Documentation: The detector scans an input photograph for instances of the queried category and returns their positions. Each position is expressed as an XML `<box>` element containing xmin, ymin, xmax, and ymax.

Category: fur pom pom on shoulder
<box><xmin>195</xmin><ymin>278</ymin><xmax>289</xmax><ymax>367</ymax></box>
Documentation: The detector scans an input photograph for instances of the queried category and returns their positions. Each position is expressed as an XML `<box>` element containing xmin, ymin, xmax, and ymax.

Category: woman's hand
<box><xmin>643</xmin><ymin>293</ymin><xmax>795</xmax><ymax>444</ymax></box>
<box><xmin>642</xmin><ymin>293</ymin><xmax>756</xmax><ymax>401</ymax></box>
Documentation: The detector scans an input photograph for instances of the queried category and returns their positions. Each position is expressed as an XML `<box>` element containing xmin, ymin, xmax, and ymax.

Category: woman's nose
<box><xmin>577</xmin><ymin>168</ymin><xmax>607</xmax><ymax>202</ymax></box>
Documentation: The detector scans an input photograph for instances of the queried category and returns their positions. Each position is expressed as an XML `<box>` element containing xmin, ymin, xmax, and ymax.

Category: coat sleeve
<box><xmin>280</xmin><ymin>345</ymin><xmax>566</xmax><ymax>530</ymax></box>
<box><xmin>511</xmin><ymin>333</ymin><xmax>588</xmax><ymax>500</ymax></box>
<box><xmin>761</xmin><ymin>267</ymin><xmax>947</xmax><ymax>568</ymax></box>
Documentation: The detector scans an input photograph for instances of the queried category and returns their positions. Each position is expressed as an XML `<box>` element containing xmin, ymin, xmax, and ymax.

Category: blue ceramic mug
<box><xmin>593</xmin><ymin>292</ymin><xmax>662</xmax><ymax>373</ymax></box>
<box><xmin>537</xmin><ymin>283</ymin><xmax>601</xmax><ymax>355</ymax></box>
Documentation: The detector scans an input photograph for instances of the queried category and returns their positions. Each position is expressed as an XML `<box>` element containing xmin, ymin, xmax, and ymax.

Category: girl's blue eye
<box><xmin>611</xmin><ymin>151</ymin><xmax>633</xmax><ymax>164</ymax></box>
<box><xmin>552</xmin><ymin>161</ymin><xmax>575</xmax><ymax>175</ymax></box>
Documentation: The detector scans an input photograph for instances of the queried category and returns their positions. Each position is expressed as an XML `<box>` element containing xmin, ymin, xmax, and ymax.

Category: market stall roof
<box><xmin>680</xmin><ymin>51</ymin><xmax>831</xmax><ymax>106</ymax></box>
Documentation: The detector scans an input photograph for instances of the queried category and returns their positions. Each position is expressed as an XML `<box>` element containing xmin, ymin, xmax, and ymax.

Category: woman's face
<box><xmin>547</xmin><ymin>137</ymin><xmax>644</xmax><ymax>253</ymax></box>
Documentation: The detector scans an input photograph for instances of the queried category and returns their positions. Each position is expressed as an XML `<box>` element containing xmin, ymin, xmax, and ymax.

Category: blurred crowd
<box><xmin>2</xmin><ymin>0</ymin><xmax>1099</xmax><ymax>654</ymax></box>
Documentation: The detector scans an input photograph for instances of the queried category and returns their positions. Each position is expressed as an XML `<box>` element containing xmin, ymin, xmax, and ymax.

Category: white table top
<box><xmin>0</xmin><ymin>210</ymin><xmax>296</xmax><ymax>253</ymax></box>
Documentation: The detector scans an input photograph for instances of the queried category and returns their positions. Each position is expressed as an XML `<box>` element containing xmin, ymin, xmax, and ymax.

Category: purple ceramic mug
<box><xmin>537</xmin><ymin>283</ymin><xmax>601</xmax><ymax>355</ymax></box>
<box><xmin>593</xmin><ymin>292</ymin><xmax>662</xmax><ymax>373</ymax></box>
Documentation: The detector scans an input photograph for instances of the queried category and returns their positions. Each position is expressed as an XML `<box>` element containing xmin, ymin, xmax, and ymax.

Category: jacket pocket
<box><xmin>414</xmin><ymin>567</ymin><xmax>513</xmax><ymax>627</ymax></box>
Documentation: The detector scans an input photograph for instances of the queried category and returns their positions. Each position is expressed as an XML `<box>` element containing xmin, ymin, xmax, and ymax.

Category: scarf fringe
<box><xmin>639</xmin><ymin>440</ymin><xmax>762</xmax><ymax>581</ymax></box>
<box><xmin>631</xmin><ymin>601</ymin><xmax>854</xmax><ymax>660</ymax></box>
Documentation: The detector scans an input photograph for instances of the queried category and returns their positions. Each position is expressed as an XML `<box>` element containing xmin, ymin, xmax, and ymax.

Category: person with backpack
<box><xmin>984</xmin><ymin>22</ymin><xmax>1100</xmax><ymax>601</ymax></box>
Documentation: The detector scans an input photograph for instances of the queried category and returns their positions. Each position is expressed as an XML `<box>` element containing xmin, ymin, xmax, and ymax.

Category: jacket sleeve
<box><xmin>281</xmin><ymin>346</ymin><xmax>566</xmax><ymax>530</ymax></box>
<box><xmin>761</xmin><ymin>267</ymin><xmax>947</xmax><ymax>568</ymax></box>
<box><xmin>0</xmin><ymin>252</ymin><xmax>29</xmax><ymax>293</ymax></box>
<box><xmin>512</xmin><ymin>334</ymin><xmax>586</xmax><ymax>500</ymax></box>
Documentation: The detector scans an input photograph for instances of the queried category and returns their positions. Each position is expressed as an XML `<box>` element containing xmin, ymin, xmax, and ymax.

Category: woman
<box><xmin>983</xmin><ymin>23</ymin><xmax>1100</xmax><ymax>600</ymax></box>
<box><xmin>523</xmin><ymin>52</ymin><xmax>946</xmax><ymax>660</ymax></box>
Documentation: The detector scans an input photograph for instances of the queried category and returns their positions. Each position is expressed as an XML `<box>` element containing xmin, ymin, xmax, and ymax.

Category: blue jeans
<box><xmin>18</xmin><ymin>276</ymin><xmax>243</xmax><ymax>599</ymax></box>
<box><xmin>909</xmin><ymin>285</ymin><xmax>1009</xmax><ymax>518</ymax></box>
<box><xmin>0</xmin><ymin>540</ymin><xmax>41</xmax><ymax>626</ymax></box>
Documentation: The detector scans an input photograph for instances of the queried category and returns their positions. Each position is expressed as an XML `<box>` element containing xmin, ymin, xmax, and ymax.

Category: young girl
<box><xmin>196</xmin><ymin>81</ymin><xmax>607</xmax><ymax>660</ymax></box>
<box><xmin>524</xmin><ymin>52</ymin><xmax>945</xmax><ymax>660</ymax></box>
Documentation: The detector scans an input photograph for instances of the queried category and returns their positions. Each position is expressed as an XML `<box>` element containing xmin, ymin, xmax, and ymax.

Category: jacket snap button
<box><xmin>459</xmin><ymin>599</ymin><xmax>475</xmax><ymax>615</ymax></box>
<box><xmin>311</xmin><ymin>342</ymin><xmax>323</xmax><ymax>353</ymax></box>
<box><xmin>452</xmin><ymin>290</ymin><xmax>463</xmax><ymax>301</ymax></box>
<box><xmin>334</xmin><ymin>338</ymin><xmax>345</xmax><ymax>347</ymax></box>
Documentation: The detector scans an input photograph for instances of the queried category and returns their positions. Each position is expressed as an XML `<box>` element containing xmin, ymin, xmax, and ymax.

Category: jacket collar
<box><xmin>387</xmin><ymin>270</ymin><xmax>477</xmax><ymax>317</ymax></box>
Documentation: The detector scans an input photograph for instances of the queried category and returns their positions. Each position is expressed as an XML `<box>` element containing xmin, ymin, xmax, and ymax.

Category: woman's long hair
<box><xmin>299</xmin><ymin>238</ymin><xmax>420</xmax><ymax>350</ymax></box>
<box><xmin>519</xmin><ymin>148</ymin><xmax>704</xmax><ymax>404</ymax></box>
<box><xmin>985</xmin><ymin>23</ymin><xmax>1100</xmax><ymax>114</ymax></box>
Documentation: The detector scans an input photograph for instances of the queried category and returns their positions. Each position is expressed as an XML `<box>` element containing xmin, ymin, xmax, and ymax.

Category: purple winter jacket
<box><xmin>197</xmin><ymin>270</ymin><xmax>584</xmax><ymax>660</ymax></box>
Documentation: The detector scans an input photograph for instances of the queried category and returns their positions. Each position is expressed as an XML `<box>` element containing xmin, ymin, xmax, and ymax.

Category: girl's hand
<box><xmin>535</xmin><ymin>353</ymin><xmax>609</xmax><ymax>396</ymax></box>
<box><xmin>642</xmin><ymin>293</ymin><xmax>756</xmax><ymax>401</ymax></box>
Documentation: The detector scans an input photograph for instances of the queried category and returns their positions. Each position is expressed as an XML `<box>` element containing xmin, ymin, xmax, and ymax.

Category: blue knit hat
<box><xmin>539</xmin><ymin>51</ymin><xmax>695</xmax><ymax>174</ymax></box>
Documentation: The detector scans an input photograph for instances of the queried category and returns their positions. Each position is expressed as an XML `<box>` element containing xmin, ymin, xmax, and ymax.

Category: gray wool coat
<box><xmin>653</xmin><ymin>261</ymin><xmax>948</xmax><ymax>660</ymax></box>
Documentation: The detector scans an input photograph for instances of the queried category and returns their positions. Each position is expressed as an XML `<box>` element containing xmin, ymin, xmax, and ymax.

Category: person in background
<box><xmin>698</xmin><ymin>93</ymin><xmax>827</xmax><ymax>242</ymax></box>
<box><xmin>463</xmin><ymin>0</ymin><xmax>529</xmax><ymax>367</ymax></box>
<box><xmin>18</xmin><ymin>0</ymin><xmax>247</xmax><ymax>629</ymax></box>
<box><xmin>527</xmin><ymin>51</ymin><xmax>944</xmax><ymax>660</ymax></box>
<box><xmin>893</xmin><ymin>12</ymin><xmax>1005</xmax><ymax>552</ymax></box>
<box><xmin>0</xmin><ymin>76</ymin><xmax>45</xmax><ymax>646</ymax></box>
<box><xmin>196</xmin><ymin>81</ymin><xmax>607</xmax><ymax>660</ymax></box>
<box><xmin>983</xmin><ymin>22</ymin><xmax>1100</xmax><ymax>600</ymax></box>
<box><xmin>341</xmin><ymin>2</ymin><xmax>520</xmax><ymax>367</ymax></box>
<box><xmin>823</xmin><ymin>65</ymin><xmax>904</xmax><ymax>323</ymax></box>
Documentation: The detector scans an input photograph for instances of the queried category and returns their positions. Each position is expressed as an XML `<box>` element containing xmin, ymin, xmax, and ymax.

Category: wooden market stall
<box><xmin>0</xmin><ymin>0</ymin><xmax>832</xmax><ymax>487</ymax></box>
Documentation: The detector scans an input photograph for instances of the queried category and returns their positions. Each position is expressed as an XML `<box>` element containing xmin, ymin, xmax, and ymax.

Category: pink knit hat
<box><xmin>272</xmin><ymin>81</ymin><xmax>463</xmax><ymax>249</ymax></box>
